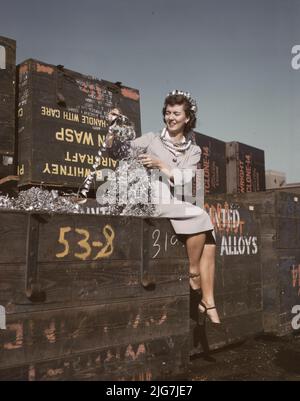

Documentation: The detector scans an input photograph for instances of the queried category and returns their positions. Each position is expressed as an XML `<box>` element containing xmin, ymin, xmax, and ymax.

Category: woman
<box><xmin>107</xmin><ymin>90</ymin><xmax>220</xmax><ymax>325</ymax></box>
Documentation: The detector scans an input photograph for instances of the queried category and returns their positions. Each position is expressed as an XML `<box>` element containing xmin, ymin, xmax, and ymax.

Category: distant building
<box><xmin>265</xmin><ymin>170</ymin><xmax>286</xmax><ymax>189</ymax></box>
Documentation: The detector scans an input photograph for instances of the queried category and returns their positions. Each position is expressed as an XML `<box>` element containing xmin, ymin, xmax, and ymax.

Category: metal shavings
<box><xmin>76</xmin><ymin>110</ymin><xmax>156</xmax><ymax>218</ymax></box>
<box><xmin>97</xmin><ymin>147</ymin><xmax>156</xmax><ymax>217</ymax></box>
<box><xmin>0</xmin><ymin>194</ymin><xmax>13</xmax><ymax>209</ymax></box>
<box><xmin>0</xmin><ymin>187</ymin><xmax>84</xmax><ymax>214</ymax></box>
<box><xmin>78</xmin><ymin>111</ymin><xmax>136</xmax><ymax>200</ymax></box>
<box><xmin>107</xmin><ymin>115</ymin><xmax>136</xmax><ymax>160</ymax></box>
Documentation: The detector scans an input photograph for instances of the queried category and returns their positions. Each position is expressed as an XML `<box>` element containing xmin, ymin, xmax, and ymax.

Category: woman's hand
<box><xmin>138</xmin><ymin>154</ymin><xmax>174</xmax><ymax>182</ymax></box>
<box><xmin>105</xmin><ymin>133</ymin><xmax>115</xmax><ymax>148</ymax></box>
<box><xmin>138</xmin><ymin>154</ymin><xmax>162</xmax><ymax>169</ymax></box>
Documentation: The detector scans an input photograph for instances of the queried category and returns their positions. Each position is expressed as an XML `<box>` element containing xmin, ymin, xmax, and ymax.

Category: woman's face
<box><xmin>164</xmin><ymin>104</ymin><xmax>189</xmax><ymax>135</ymax></box>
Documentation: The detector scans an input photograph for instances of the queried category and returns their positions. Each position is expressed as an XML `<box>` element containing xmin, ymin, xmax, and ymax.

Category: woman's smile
<box><xmin>165</xmin><ymin>104</ymin><xmax>189</xmax><ymax>135</ymax></box>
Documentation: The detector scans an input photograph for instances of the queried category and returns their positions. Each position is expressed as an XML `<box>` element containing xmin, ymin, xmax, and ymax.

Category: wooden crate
<box><xmin>16</xmin><ymin>59</ymin><xmax>141</xmax><ymax>190</ymax></box>
<box><xmin>226</xmin><ymin>142</ymin><xmax>266</xmax><ymax>193</ymax></box>
<box><xmin>194</xmin><ymin>131</ymin><xmax>227</xmax><ymax>195</ymax></box>
<box><xmin>0</xmin><ymin>211</ymin><xmax>189</xmax><ymax>380</ymax></box>
<box><xmin>1</xmin><ymin>189</ymin><xmax>296</xmax><ymax>377</ymax></box>
<box><xmin>0</xmin><ymin>36</ymin><xmax>16</xmax><ymax>178</ymax></box>
<box><xmin>257</xmin><ymin>190</ymin><xmax>300</xmax><ymax>335</ymax></box>
<box><xmin>204</xmin><ymin>190</ymin><xmax>300</xmax><ymax>337</ymax></box>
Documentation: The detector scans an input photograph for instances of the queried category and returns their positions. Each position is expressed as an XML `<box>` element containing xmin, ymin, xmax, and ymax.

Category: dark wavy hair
<box><xmin>162</xmin><ymin>94</ymin><xmax>197</xmax><ymax>136</ymax></box>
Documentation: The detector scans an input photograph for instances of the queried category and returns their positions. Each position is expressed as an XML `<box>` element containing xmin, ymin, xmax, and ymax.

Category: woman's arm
<box><xmin>130</xmin><ymin>132</ymin><xmax>157</xmax><ymax>150</ymax></box>
<box><xmin>138</xmin><ymin>154</ymin><xmax>174</xmax><ymax>182</ymax></box>
<box><xmin>138</xmin><ymin>145</ymin><xmax>201</xmax><ymax>185</ymax></box>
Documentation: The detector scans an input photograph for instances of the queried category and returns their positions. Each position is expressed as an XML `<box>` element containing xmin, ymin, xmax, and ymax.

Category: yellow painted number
<box><xmin>56</xmin><ymin>225</ymin><xmax>115</xmax><ymax>260</ymax></box>
<box><xmin>93</xmin><ymin>225</ymin><xmax>115</xmax><ymax>259</ymax></box>
<box><xmin>56</xmin><ymin>227</ymin><xmax>71</xmax><ymax>258</ymax></box>
<box><xmin>74</xmin><ymin>228</ymin><xmax>92</xmax><ymax>260</ymax></box>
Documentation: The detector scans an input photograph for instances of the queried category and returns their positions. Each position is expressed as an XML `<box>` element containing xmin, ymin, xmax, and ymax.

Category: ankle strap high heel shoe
<box><xmin>198</xmin><ymin>301</ymin><xmax>221</xmax><ymax>326</ymax></box>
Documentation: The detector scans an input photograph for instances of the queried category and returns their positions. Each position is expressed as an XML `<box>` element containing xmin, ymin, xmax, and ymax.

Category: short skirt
<box><xmin>156</xmin><ymin>202</ymin><xmax>216</xmax><ymax>242</ymax></box>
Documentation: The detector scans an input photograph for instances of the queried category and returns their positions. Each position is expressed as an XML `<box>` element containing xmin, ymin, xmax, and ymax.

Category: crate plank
<box><xmin>0</xmin><ymin>259</ymin><xmax>189</xmax><ymax>313</ymax></box>
<box><xmin>0</xmin><ymin>296</ymin><xmax>189</xmax><ymax>371</ymax></box>
<box><xmin>0</xmin><ymin>334</ymin><xmax>188</xmax><ymax>381</ymax></box>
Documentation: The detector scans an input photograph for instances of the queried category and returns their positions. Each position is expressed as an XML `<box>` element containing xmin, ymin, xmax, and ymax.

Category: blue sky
<box><xmin>1</xmin><ymin>0</ymin><xmax>300</xmax><ymax>182</ymax></box>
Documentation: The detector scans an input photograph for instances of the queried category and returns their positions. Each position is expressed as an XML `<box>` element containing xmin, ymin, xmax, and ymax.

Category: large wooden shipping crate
<box><xmin>257</xmin><ymin>191</ymin><xmax>300</xmax><ymax>335</ymax></box>
<box><xmin>0</xmin><ymin>36</ymin><xmax>16</xmax><ymax>178</ymax></box>
<box><xmin>1</xmin><ymin>190</ymin><xmax>298</xmax><ymax>379</ymax></box>
<box><xmin>17</xmin><ymin>59</ymin><xmax>141</xmax><ymax>189</ymax></box>
<box><xmin>204</xmin><ymin>191</ymin><xmax>300</xmax><ymax>337</ymax></box>
<box><xmin>193</xmin><ymin>132</ymin><xmax>227</xmax><ymax>195</ymax></box>
<box><xmin>0</xmin><ymin>211</ymin><xmax>190</xmax><ymax>381</ymax></box>
<box><xmin>226</xmin><ymin>142</ymin><xmax>266</xmax><ymax>193</ymax></box>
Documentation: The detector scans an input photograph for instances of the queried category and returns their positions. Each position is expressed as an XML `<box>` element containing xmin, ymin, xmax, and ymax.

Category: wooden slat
<box><xmin>0</xmin><ymin>296</ymin><xmax>189</xmax><ymax>370</ymax></box>
<box><xmin>0</xmin><ymin>334</ymin><xmax>189</xmax><ymax>381</ymax></box>
<box><xmin>0</xmin><ymin>212</ymin><xmax>27</xmax><ymax>263</ymax></box>
<box><xmin>0</xmin><ymin>259</ymin><xmax>188</xmax><ymax>313</ymax></box>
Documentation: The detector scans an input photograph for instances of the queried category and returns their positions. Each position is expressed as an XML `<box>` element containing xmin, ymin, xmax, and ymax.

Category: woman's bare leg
<box><xmin>186</xmin><ymin>233</ymin><xmax>220</xmax><ymax>324</ymax></box>
<box><xmin>185</xmin><ymin>233</ymin><xmax>206</xmax><ymax>290</ymax></box>
<box><xmin>199</xmin><ymin>244</ymin><xmax>220</xmax><ymax>323</ymax></box>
